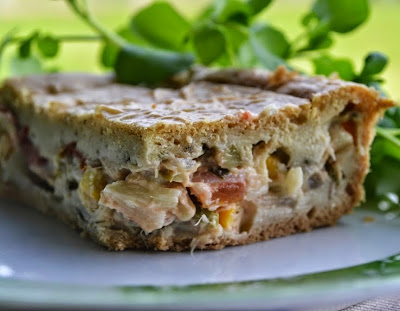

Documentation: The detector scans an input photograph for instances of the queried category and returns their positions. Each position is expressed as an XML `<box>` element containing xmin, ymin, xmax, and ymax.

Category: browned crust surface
<box><xmin>0</xmin><ymin>67</ymin><xmax>394</xmax><ymax>137</ymax></box>
<box><xmin>0</xmin><ymin>67</ymin><xmax>394</xmax><ymax>173</ymax></box>
<box><xmin>0</xmin><ymin>67</ymin><xmax>394</xmax><ymax>169</ymax></box>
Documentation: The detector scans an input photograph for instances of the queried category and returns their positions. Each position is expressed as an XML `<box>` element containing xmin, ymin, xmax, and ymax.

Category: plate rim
<box><xmin>1</xmin><ymin>251</ymin><xmax>400</xmax><ymax>310</ymax></box>
<box><xmin>1</xmin><ymin>206</ymin><xmax>399</xmax><ymax>310</ymax></box>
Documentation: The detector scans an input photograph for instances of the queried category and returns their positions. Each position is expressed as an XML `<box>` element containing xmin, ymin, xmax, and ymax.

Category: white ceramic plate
<box><xmin>1</xmin><ymin>199</ymin><xmax>400</xmax><ymax>310</ymax></box>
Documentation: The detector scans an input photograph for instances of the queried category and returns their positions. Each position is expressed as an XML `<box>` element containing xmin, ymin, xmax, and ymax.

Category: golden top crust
<box><xmin>195</xmin><ymin>66</ymin><xmax>377</xmax><ymax>100</ymax></box>
<box><xmin>2</xmin><ymin>71</ymin><xmax>310</xmax><ymax>127</ymax></box>
<box><xmin>0</xmin><ymin>66</ymin><xmax>394</xmax><ymax>134</ymax></box>
<box><xmin>0</xmin><ymin>66</ymin><xmax>396</xmax><ymax>171</ymax></box>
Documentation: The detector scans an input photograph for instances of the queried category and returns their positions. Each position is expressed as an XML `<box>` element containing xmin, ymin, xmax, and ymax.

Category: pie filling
<box><xmin>0</xmin><ymin>103</ymin><xmax>361</xmax><ymax>237</ymax></box>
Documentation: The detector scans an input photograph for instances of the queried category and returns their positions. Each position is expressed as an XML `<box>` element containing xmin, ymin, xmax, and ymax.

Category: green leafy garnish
<box><xmin>66</xmin><ymin>0</ymin><xmax>195</xmax><ymax>85</ymax></box>
<box><xmin>312</xmin><ymin>55</ymin><xmax>355</xmax><ymax>80</ymax></box>
<box><xmin>246</xmin><ymin>0</ymin><xmax>273</xmax><ymax>15</ymax></box>
<box><xmin>130</xmin><ymin>2</ymin><xmax>190</xmax><ymax>51</ymax></box>
<box><xmin>312</xmin><ymin>0</ymin><xmax>369</xmax><ymax>33</ymax></box>
<box><xmin>192</xmin><ymin>23</ymin><xmax>226</xmax><ymax>65</ymax></box>
<box><xmin>36</xmin><ymin>35</ymin><xmax>60</xmax><ymax>59</ymax></box>
<box><xmin>355</xmin><ymin>52</ymin><xmax>388</xmax><ymax>87</ymax></box>
<box><xmin>18</xmin><ymin>32</ymin><xmax>37</xmax><ymax>59</ymax></box>
<box><xmin>0</xmin><ymin>29</ymin><xmax>17</xmax><ymax>71</ymax></box>
<box><xmin>249</xmin><ymin>24</ymin><xmax>290</xmax><ymax>70</ymax></box>
<box><xmin>211</xmin><ymin>0</ymin><xmax>251</xmax><ymax>24</ymax></box>
<box><xmin>114</xmin><ymin>45</ymin><xmax>193</xmax><ymax>85</ymax></box>
<box><xmin>0</xmin><ymin>0</ymin><xmax>377</xmax><ymax>84</ymax></box>
<box><xmin>361</xmin><ymin>52</ymin><xmax>388</xmax><ymax>77</ymax></box>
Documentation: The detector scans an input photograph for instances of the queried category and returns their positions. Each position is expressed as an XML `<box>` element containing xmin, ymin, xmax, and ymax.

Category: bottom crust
<box><xmin>1</xmin><ymin>181</ymin><xmax>357</xmax><ymax>252</ymax></box>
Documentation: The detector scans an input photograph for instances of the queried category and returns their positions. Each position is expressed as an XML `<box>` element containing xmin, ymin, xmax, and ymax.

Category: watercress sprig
<box><xmin>0</xmin><ymin>0</ymin><xmax>379</xmax><ymax>86</ymax></box>
<box><xmin>66</xmin><ymin>0</ymin><xmax>195</xmax><ymax>85</ymax></box>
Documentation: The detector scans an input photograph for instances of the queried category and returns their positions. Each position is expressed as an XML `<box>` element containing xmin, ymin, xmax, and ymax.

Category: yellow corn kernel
<box><xmin>285</xmin><ymin>167</ymin><xmax>303</xmax><ymax>196</ymax></box>
<box><xmin>218</xmin><ymin>208</ymin><xmax>235</xmax><ymax>229</ymax></box>
<box><xmin>266</xmin><ymin>155</ymin><xmax>279</xmax><ymax>180</ymax></box>
<box><xmin>159</xmin><ymin>168</ymin><xmax>174</xmax><ymax>182</ymax></box>
<box><xmin>79</xmin><ymin>167</ymin><xmax>107</xmax><ymax>202</ymax></box>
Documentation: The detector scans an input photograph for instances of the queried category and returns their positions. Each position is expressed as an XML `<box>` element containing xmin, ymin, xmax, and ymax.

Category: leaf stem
<box><xmin>377</xmin><ymin>127</ymin><xmax>400</xmax><ymax>136</ymax></box>
<box><xmin>376</xmin><ymin>127</ymin><xmax>400</xmax><ymax>148</ymax></box>
<box><xmin>10</xmin><ymin>35</ymin><xmax>102</xmax><ymax>43</ymax></box>
<box><xmin>289</xmin><ymin>31</ymin><xmax>308</xmax><ymax>55</ymax></box>
<box><xmin>65</xmin><ymin>0</ymin><xmax>126</xmax><ymax>48</ymax></box>
<box><xmin>0</xmin><ymin>29</ymin><xmax>18</xmax><ymax>55</ymax></box>
<box><xmin>386</xmin><ymin>129</ymin><xmax>400</xmax><ymax>136</ymax></box>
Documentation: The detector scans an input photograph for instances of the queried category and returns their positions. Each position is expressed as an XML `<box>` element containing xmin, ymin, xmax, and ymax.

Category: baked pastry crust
<box><xmin>0</xmin><ymin>67</ymin><xmax>394</xmax><ymax>251</ymax></box>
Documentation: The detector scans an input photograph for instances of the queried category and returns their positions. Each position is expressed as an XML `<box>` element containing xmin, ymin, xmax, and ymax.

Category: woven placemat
<box><xmin>340</xmin><ymin>296</ymin><xmax>400</xmax><ymax>311</ymax></box>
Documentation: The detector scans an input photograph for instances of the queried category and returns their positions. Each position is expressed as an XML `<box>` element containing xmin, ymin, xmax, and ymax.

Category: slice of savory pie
<box><xmin>0</xmin><ymin>67</ymin><xmax>394</xmax><ymax>251</ymax></box>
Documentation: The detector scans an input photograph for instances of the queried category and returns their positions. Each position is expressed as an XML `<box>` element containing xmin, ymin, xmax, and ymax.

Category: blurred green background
<box><xmin>0</xmin><ymin>0</ymin><xmax>399</xmax><ymax>99</ymax></box>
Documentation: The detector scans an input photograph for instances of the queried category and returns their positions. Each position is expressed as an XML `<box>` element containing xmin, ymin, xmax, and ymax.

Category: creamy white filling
<box><xmin>98</xmin><ymin>174</ymin><xmax>196</xmax><ymax>233</ymax></box>
<box><xmin>0</xmin><ymin>106</ymin><xmax>358</xmax><ymax>237</ymax></box>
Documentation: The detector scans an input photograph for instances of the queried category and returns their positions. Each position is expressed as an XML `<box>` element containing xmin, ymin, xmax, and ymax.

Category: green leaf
<box><xmin>210</xmin><ymin>23</ymin><xmax>248</xmax><ymax>66</ymax></box>
<box><xmin>309</xmin><ymin>34</ymin><xmax>333</xmax><ymax>50</ymax></box>
<box><xmin>0</xmin><ymin>29</ymin><xmax>17</xmax><ymax>69</ymax></box>
<box><xmin>297</xmin><ymin>21</ymin><xmax>333</xmax><ymax>52</ymax></box>
<box><xmin>195</xmin><ymin>4</ymin><xmax>214</xmax><ymax>23</ymax></box>
<box><xmin>302</xmin><ymin>12</ymin><xmax>317</xmax><ymax>27</ymax></box>
<box><xmin>248</xmin><ymin>24</ymin><xmax>290</xmax><ymax>70</ymax></box>
<box><xmin>19</xmin><ymin>41</ymin><xmax>31</xmax><ymax>59</ymax></box>
<box><xmin>387</xmin><ymin>107</ymin><xmax>400</xmax><ymax>127</ymax></box>
<box><xmin>367</xmin><ymin>136</ymin><xmax>400</xmax><ymax>198</ymax></box>
<box><xmin>237</xmin><ymin>41</ymin><xmax>259</xmax><ymax>67</ymax></box>
<box><xmin>212</xmin><ymin>0</ymin><xmax>251</xmax><ymax>24</ymax></box>
<box><xmin>100</xmin><ymin>44</ymin><xmax>117</xmax><ymax>68</ymax></box>
<box><xmin>192</xmin><ymin>24</ymin><xmax>226</xmax><ymax>65</ymax></box>
<box><xmin>100</xmin><ymin>27</ymin><xmax>149</xmax><ymax>68</ymax></box>
<box><xmin>380</xmin><ymin>107</ymin><xmax>400</xmax><ymax>128</ymax></box>
<box><xmin>312</xmin><ymin>0</ymin><xmax>369</xmax><ymax>33</ymax></box>
<box><xmin>300</xmin><ymin>12</ymin><xmax>333</xmax><ymax>52</ymax></box>
<box><xmin>219</xmin><ymin>22</ymin><xmax>248</xmax><ymax>53</ymax></box>
<box><xmin>379</xmin><ymin>116</ymin><xmax>397</xmax><ymax>129</ymax></box>
<box><xmin>366</xmin><ymin>80</ymin><xmax>387</xmax><ymax>97</ymax></box>
<box><xmin>375</xmin><ymin>128</ymin><xmax>400</xmax><ymax>161</ymax></box>
<box><xmin>114</xmin><ymin>45</ymin><xmax>194</xmax><ymax>85</ymax></box>
<box><xmin>360</xmin><ymin>51</ymin><xmax>388</xmax><ymax>77</ymax></box>
<box><xmin>9</xmin><ymin>55</ymin><xmax>42</xmax><ymax>76</ymax></box>
<box><xmin>252</xmin><ymin>50</ymin><xmax>286</xmax><ymax>70</ymax></box>
<box><xmin>130</xmin><ymin>1</ymin><xmax>190</xmax><ymax>50</ymax></box>
<box><xmin>366</xmin><ymin>126</ymin><xmax>400</xmax><ymax>203</ymax></box>
<box><xmin>251</xmin><ymin>24</ymin><xmax>290</xmax><ymax>58</ymax></box>
<box><xmin>245</xmin><ymin>0</ymin><xmax>273</xmax><ymax>15</ymax></box>
<box><xmin>37</xmin><ymin>35</ymin><xmax>60</xmax><ymax>58</ymax></box>
<box><xmin>365</xmin><ymin>157</ymin><xmax>400</xmax><ymax>201</ymax></box>
<box><xmin>307</xmin><ymin>21</ymin><xmax>331</xmax><ymax>47</ymax></box>
<box><xmin>312</xmin><ymin>55</ymin><xmax>355</xmax><ymax>80</ymax></box>
<box><xmin>18</xmin><ymin>33</ymin><xmax>38</xmax><ymax>59</ymax></box>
